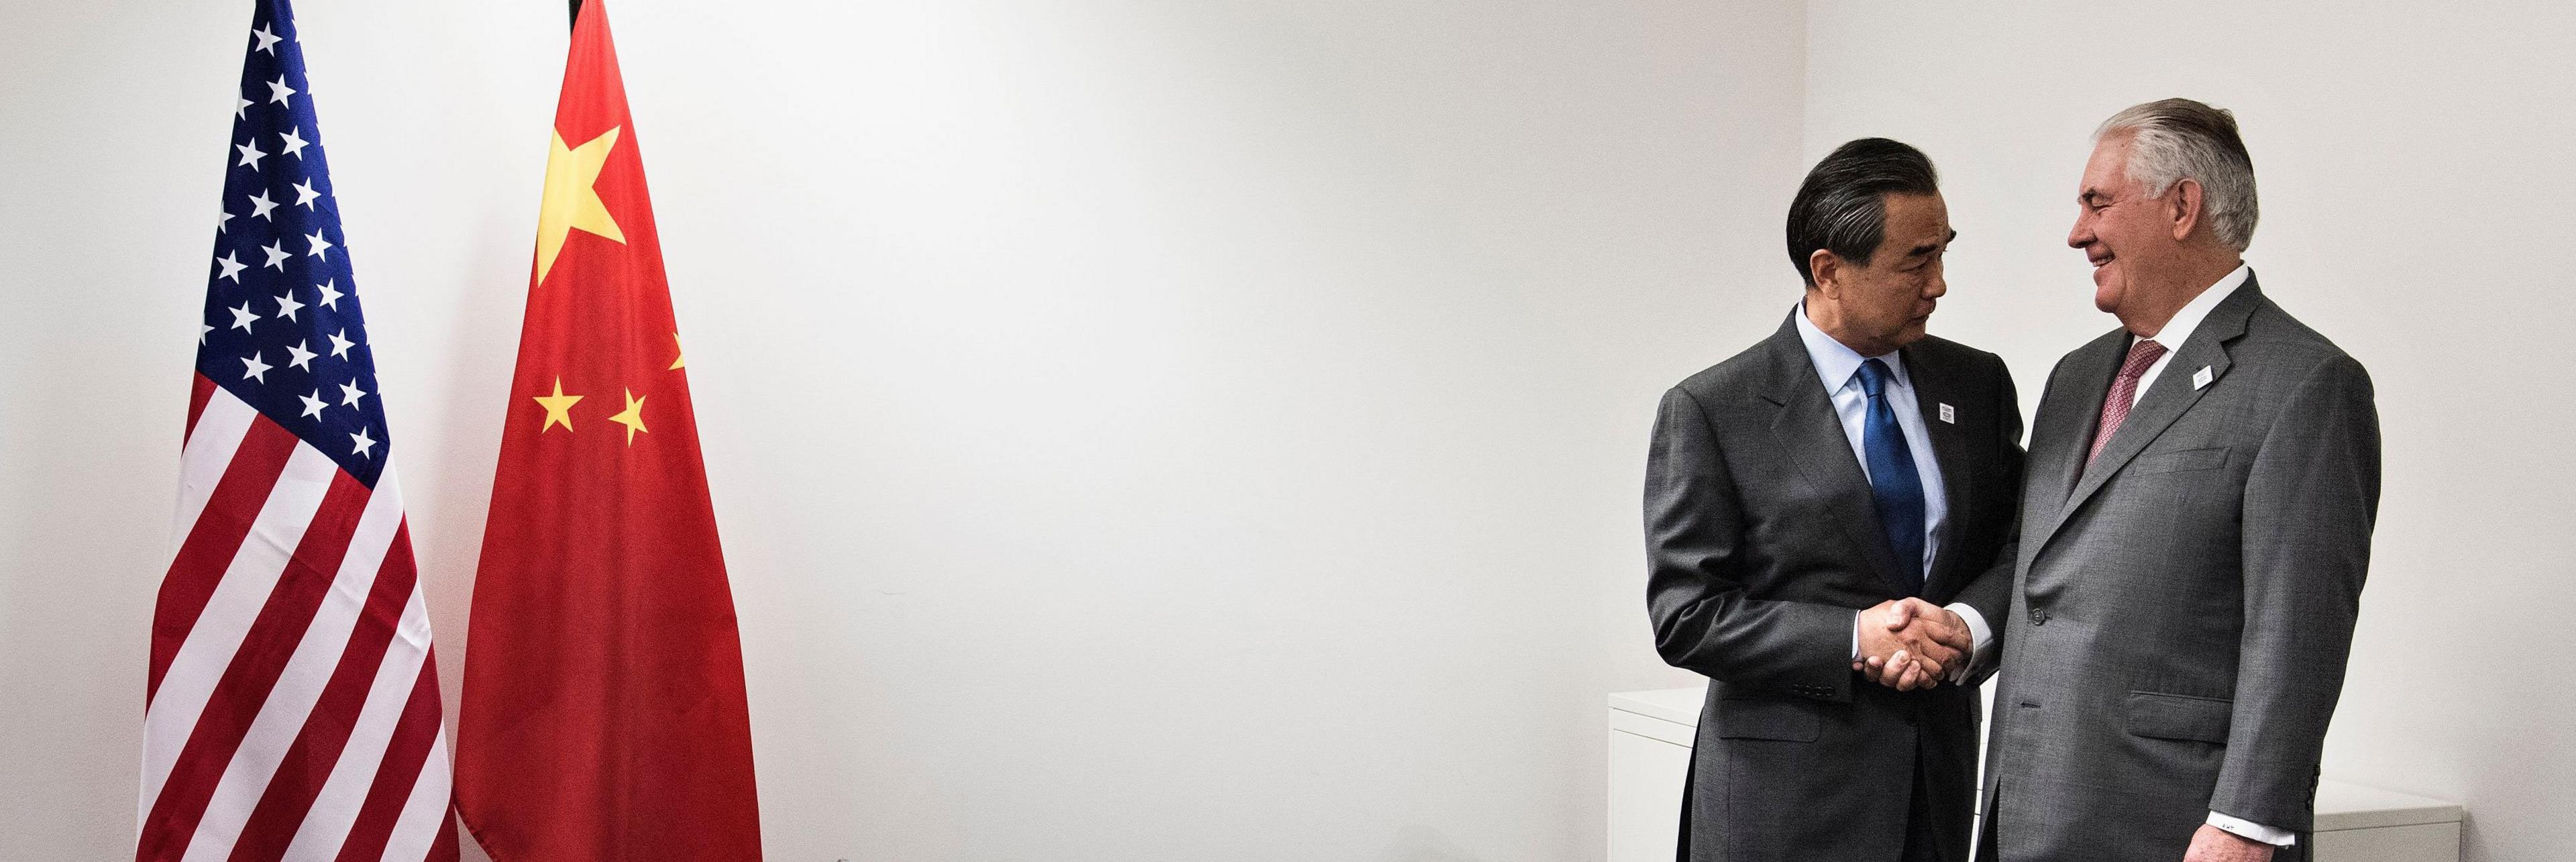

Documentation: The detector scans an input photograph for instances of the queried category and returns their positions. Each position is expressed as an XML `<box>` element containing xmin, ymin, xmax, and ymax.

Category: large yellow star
<box><xmin>534</xmin><ymin>126</ymin><xmax>627</xmax><ymax>285</ymax></box>
<box><xmin>533</xmin><ymin>376</ymin><xmax>583</xmax><ymax>433</ymax></box>
<box><xmin>608</xmin><ymin>388</ymin><xmax>648</xmax><ymax>445</ymax></box>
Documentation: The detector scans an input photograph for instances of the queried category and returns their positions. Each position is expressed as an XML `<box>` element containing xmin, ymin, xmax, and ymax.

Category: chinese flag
<box><xmin>454</xmin><ymin>1</ymin><xmax>762</xmax><ymax>859</ymax></box>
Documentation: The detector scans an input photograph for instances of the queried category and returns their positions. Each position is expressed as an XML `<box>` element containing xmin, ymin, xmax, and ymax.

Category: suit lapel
<box><xmin>1902</xmin><ymin>341</ymin><xmax>1972</xmax><ymax>598</ymax></box>
<box><xmin>2019</xmin><ymin>330</ymin><xmax>2125</xmax><ymax>567</ymax></box>
<box><xmin>2028</xmin><ymin>283</ymin><xmax>2263</xmax><ymax>559</ymax></box>
<box><xmin>1757</xmin><ymin>315</ymin><xmax>1913</xmax><ymax>596</ymax></box>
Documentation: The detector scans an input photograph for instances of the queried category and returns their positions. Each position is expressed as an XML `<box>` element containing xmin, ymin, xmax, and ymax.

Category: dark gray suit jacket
<box><xmin>1978</xmin><ymin>276</ymin><xmax>2381</xmax><ymax>862</ymax></box>
<box><xmin>1647</xmin><ymin>313</ymin><xmax>2025</xmax><ymax>862</ymax></box>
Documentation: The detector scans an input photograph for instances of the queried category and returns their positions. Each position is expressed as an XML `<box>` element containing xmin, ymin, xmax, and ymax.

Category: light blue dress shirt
<box><xmin>1790</xmin><ymin>303</ymin><xmax>1995</xmax><ymax>680</ymax></box>
<box><xmin>1792</xmin><ymin>303</ymin><xmax>1949</xmax><ymax>570</ymax></box>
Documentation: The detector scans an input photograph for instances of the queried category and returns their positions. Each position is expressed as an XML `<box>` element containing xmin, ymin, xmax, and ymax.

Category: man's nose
<box><xmin>2068</xmin><ymin>216</ymin><xmax>2092</xmax><ymax>249</ymax></box>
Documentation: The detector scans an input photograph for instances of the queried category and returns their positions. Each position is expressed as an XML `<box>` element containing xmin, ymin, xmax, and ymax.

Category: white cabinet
<box><xmin>1607</xmin><ymin>686</ymin><xmax>2461</xmax><ymax>862</ymax></box>
<box><xmin>1607</xmin><ymin>688</ymin><xmax>1701</xmax><ymax>862</ymax></box>
<box><xmin>2310</xmin><ymin>782</ymin><xmax>2465</xmax><ymax>862</ymax></box>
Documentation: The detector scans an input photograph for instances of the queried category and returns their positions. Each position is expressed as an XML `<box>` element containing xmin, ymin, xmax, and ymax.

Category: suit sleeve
<box><xmin>1645</xmin><ymin>386</ymin><xmax>1856</xmax><ymax>703</ymax></box>
<box><xmin>2210</xmin><ymin>354</ymin><xmax>2381</xmax><ymax>830</ymax></box>
<box><xmin>1948</xmin><ymin>354</ymin><xmax>2024</xmax><ymax>687</ymax></box>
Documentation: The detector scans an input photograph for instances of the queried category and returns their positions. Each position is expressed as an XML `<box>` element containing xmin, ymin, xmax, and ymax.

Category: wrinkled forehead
<box><xmin>2081</xmin><ymin>133</ymin><xmax>2138</xmax><ymax>193</ymax></box>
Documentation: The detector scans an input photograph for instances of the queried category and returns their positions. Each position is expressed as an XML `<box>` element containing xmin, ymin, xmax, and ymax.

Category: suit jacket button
<box><xmin>2029</xmin><ymin>610</ymin><xmax>2048</xmax><ymax>625</ymax></box>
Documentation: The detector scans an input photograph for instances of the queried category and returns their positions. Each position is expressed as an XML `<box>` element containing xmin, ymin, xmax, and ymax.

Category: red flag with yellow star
<box><xmin>454</xmin><ymin>2</ymin><xmax>761</xmax><ymax>858</ymax></box>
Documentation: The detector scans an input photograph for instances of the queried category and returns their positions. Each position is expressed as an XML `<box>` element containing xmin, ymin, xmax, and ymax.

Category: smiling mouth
<box><xmin>2090</xmin><ymin>255</ymin><xmax>2112</xmax><ymax>268</ymax></box>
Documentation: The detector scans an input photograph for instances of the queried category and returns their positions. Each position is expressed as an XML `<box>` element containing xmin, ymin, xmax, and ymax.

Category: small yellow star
<box><xmin>533</xmin><ymin>126</ymin><xmax>627</xmax><ymax>285</ymax></box>
<box><xmin>669</xmin><ymin>331</ymin><xmax>686</xmax><ymax>370</ymax></box>
<box><xmin>533</xmin><ymin>376</ymin><xmax>583</xmax><ymax>433</ymax></box>
<box><xmin>608</xmin><ymin>388</ymin><xmax>648</xmax><ymax>445</ymax></box>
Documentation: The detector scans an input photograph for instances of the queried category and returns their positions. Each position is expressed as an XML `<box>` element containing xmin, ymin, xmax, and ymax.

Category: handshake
<box><xmin>1851</xmin><ymin>598</ymin><xmax>1974</xmax><ymax>692</ymax></box>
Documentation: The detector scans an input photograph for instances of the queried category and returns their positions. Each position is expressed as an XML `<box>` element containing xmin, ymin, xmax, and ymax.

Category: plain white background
<box><xmin>1</xmin><ymin>1</ymin><xmax>2565</xmax><ymax>860</ymax></box>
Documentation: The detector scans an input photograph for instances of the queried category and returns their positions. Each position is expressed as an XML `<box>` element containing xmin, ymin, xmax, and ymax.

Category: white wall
<box><xmin>0</xmin><ymin>1</ymin><xmax>1799</xmax><ymax>859</ymax></box>
<box><xmin>1802</xmin><ymin>3</ymin><xmax>2576</xmax><ymax>860</ymax></box>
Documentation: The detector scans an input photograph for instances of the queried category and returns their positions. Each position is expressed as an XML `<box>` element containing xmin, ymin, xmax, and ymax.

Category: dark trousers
<box><xmin>1900</xmin><ymin>733</ymin><xmax>1944</xmax><ymax>862</ymax></box>
<box><xmin>1678</xmin><ymin>733</ymin><xmax>1951</xmax><ymax>862</ymax></box>
<box><xmin>1974</xmin><ymin>800</ymin><xmax>1998</xmax><ymax>862</ymax></box>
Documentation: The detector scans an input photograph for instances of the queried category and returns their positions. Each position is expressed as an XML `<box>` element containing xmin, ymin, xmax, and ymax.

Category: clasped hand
<box><xmin>1851</xmin><ymin>598</ymin><xmax>1971</xmax><ymax>692</ymax></box>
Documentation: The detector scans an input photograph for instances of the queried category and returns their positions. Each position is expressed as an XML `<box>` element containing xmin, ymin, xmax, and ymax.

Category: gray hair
<box><xmin>2094</xmin><ymin>98</ymin><xmax>2259</xmax><ymax>252</ymax></box>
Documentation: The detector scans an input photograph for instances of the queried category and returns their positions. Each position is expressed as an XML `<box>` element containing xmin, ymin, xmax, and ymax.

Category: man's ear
<box><xmin>2167</xmin><ymin>177</ymin><xmax>2205</xmax><ymax>243</ymax></box>
<box><xmin>1809</xmin><ymin>249</ymin><xmax>1843</xmax><ymax>299</ymax></box>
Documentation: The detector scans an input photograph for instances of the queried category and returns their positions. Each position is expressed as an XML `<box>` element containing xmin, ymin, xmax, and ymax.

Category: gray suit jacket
<box><xmin>1648</xmin><ymin>313</ymin><xmax>2025</xmax><ymax>862</ymax></box>
<box><xmin>1978</xmin><ymin>276</ymin><xmax>2381</xmax><ymax>862</ymax></box>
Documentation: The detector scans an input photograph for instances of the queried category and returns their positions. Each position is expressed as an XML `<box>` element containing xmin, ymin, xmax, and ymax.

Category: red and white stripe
<box><xmin>139</xmin><ymin>378</ymin><xmax>458</xmax><ymax>861</ymax></box>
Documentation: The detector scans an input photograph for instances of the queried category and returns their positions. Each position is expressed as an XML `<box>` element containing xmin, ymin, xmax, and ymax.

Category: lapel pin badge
<box><xmin>2192</xmin><ymin>365</ymin><xmax>2216</xmax><ymax>390</ymax></box>
<box><xmin>1938</xmin><ymin>403</ymin><xmax>1955</xmax><ymax>424</ymax></box>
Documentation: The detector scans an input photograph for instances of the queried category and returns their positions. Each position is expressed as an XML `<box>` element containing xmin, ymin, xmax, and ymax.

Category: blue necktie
<box><xmin>1855</xmin><ymin>359</ymin><xmax>1926</xmax><ymax>591</ymax></box>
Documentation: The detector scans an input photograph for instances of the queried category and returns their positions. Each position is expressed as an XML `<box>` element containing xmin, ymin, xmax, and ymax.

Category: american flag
<box><xmin>139</xmin><ymin>2</ymin><xmax>460</xmax><ymax>859</ymax></box>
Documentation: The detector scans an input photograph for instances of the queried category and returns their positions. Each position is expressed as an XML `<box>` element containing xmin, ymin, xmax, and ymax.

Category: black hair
<box><xmin>1786</xmin><ymin>138</ymin><xmax>1940</xmax><ymax>286</ymax></box>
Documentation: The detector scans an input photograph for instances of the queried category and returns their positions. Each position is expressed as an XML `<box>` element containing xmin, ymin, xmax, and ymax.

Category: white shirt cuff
<box><xmin>1942</xmin><ymin>602</ymin><xmax>1994</xmax><ymax>684</ymax></box>
<box><xmin>1850</xmin><ymin>610</ymin><xmax>1862</xmax><ymax>662</ymax></box>
<box><xmin>2206</xmin><ymin>811</ymin><xmax>2297</xmax><ymax>846</ymax></box>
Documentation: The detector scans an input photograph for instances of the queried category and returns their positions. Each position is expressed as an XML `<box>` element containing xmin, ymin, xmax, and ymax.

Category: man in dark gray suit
<box><xmin>1647</xmin><ymin>138</ymin><xmax>2025</xmax><ymax>862</ymax></box>
<box><xmin>1976</xmin><ymin>99</ymin><xmax>2381</xmax><ymax>862</ymax></box>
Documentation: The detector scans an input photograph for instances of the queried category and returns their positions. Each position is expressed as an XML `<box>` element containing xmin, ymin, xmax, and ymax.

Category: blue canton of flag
<box><xmin>201</xmin><ymin>1</ymin><xmax>386</xmax><ymax>486</ymax></box>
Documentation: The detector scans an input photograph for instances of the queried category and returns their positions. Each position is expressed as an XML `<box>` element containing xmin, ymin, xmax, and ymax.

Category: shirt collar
<box><xmin>1793</xmin><ymin>299</ymin><xmax>1908</xmax><ymax>394</ymax></box>
<box><xmin>2135</xmin><ymin>263</ymin><xmax>2251</xmax><ymax>350</ymax></box>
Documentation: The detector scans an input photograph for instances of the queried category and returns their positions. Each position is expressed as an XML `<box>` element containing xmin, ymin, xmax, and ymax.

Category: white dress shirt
<box><xmin>1791</xmin><ymin>304</ymin><xmax>1996</xmax><ymax>681</ymax></box>
<box><xmin>2119</xmin><ymin>265</ymin><xmax>2296</xmax><ymax>849</ymax></box>
<box><xmin>2127</xmin><ymin>264</ymin><xmax>2250</xmax><ymax>407</ymax></box>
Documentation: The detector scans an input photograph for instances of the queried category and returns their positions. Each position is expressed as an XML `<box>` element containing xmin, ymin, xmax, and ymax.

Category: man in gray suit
<box><xmin>1647</xmin><ymin>138</ymin><xmax>2025</xmax><ymax>861</ymax></box>
<box><xmin>1977</xmin><ymin>99</ymin><xmax>2381</xmax><ymax>862</ymax></box>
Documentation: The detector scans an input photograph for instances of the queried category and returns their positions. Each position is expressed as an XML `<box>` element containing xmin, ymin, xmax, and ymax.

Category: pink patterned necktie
<box><xmin>2087</xmin><ymin>338</ymin><xmax>2169</xmax><ymax>465</ymax></box>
